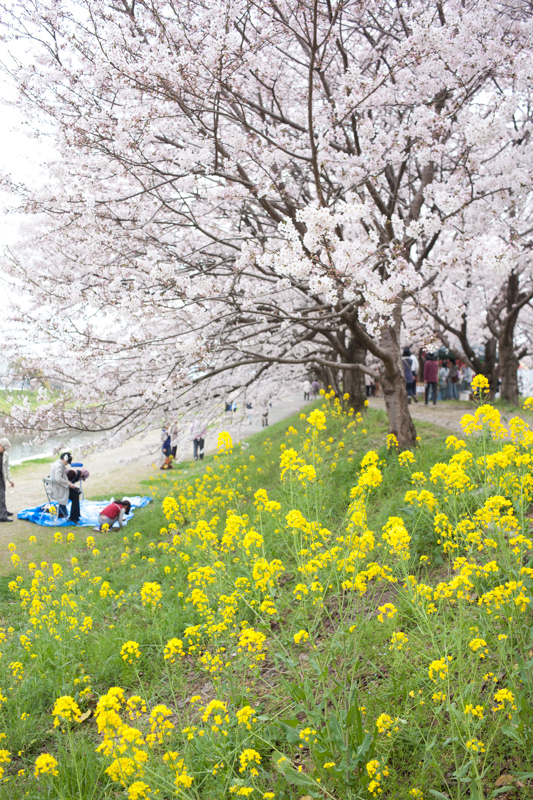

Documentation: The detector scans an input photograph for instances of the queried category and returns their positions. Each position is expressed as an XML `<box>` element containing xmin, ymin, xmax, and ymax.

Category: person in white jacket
<box><xmin>0</xmin><ymin>437</ymin><xmax>14</xmax><ymax>523</ymax></box>
<box><xmin>49</xmin><ymin>452</ymin><xmax>81</xmax><ymax>523</ymax></box>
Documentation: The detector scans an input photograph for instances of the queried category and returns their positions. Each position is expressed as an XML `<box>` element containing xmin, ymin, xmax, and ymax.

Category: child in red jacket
<box><xmin>94</xmin><ymin>499</ymin><xmax>131</xmax><ymax>531</ymax></box>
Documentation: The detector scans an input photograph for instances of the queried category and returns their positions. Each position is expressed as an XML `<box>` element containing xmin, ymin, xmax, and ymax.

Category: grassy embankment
<box><xmin>0</xmin><ymin>393</ymin><xmax>531</xmax><ymax>800</ymax></box>
<box><xmin>0</xmin><ymin>389</ymin><xmax>61</xmax><ymax>416</ymax></box>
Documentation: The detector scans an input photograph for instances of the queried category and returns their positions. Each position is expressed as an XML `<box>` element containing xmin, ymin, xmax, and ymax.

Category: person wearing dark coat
<box><xmin>423</xmin><ymin>354</ymin><xmax>439</xmax><ymax>405</ymax></box>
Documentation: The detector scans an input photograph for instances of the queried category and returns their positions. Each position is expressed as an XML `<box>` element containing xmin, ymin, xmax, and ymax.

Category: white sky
<box><xmin>0</xmin><ymin>44</ymin><xmax>55</xmax><ymax>315</ymax></box>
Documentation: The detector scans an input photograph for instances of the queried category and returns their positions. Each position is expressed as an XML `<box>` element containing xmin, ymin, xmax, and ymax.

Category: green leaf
<box><xmin>328</xmin><ymin>713</ymin><xmax>347</xmax><ymax>752</ymax></box>
<box><xmin>278</xmin><ymin>721</ymin><xmax>301</xmax><ymax>745</ymax></box>
<box><xmin>501</xmin><ymin>724</ymin><xmax>522</xmax><ymax>744</ymax></box>
<box><xmin>279</xmin><ymin>676</ymin><xmax>305</xmax><ymax>703</ymax></box>
<box><xmin>448</xmin><ymin>704</ymin><xmax>464</xmax><ymax>723</ymax></box>
<box><xmin>441</xmin><ymin>737</ymin><xmax>458</xmax><ymax>747</ymax></box>
<box><xmin>346</xmin><ymin>700</ymin><xmax>364</xmax><ymax>744</ymax></box>
<box><xmin>490</xmin><ymin>788</ymin><xmax>513</xmax><ymax>797</ymax></box>
<box><xmin>353</xmin><ymin>731</ymin><xmax>374</xmax><ymax>764</ymax></box>
<box><xmin>453</xmin><ymin>760</ymin><xmax>473</xmax><ymax>779</ymax></box>
<box><xmin>274</xmin><ymin>753</ymin><xmax>316</xmax><ymax>788</ymax></box>
<box><xmin>429</xmin><ymin>791</ymin><xmax>451</xmax><ymax>800</ymax></box>
<box><xmin>309</xmin><ymin>656</ymin><xmax>328</xmax><ymax>679</ymax></box>
<box><xmin>513</xmin><ymin>772</ymin><xmax>533</xmax><ymax>779</ymax></box>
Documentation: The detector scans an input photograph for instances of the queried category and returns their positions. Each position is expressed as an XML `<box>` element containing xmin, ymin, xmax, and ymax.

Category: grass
<box><xmin>0</xmin><ymin>396</ymin><xmax>531</xmax><ymax>799</ymax></box>
<box><xmin>11</xmin><ymin>457</ymin><xmax>52</xmax><ymax>475</ymax></box>
<box><xmin>0</xmin><ymin>389</ymin><xmax>61</xmax><ymax>415</ymax></box>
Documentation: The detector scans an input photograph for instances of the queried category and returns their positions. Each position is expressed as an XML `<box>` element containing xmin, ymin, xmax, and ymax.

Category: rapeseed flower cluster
<box><xmin>0</xmin><ymin>387</ymin><xmax>532</xmax><ymax>797</ymax></box>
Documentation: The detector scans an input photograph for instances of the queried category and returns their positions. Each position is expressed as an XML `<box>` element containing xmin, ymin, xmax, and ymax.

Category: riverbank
<box><xmin>1</xmin><ymin>393</ymin><xmax>530</xmax><ymax>799</ymax></box>
<box><xmin>5</xmin><ymin>393</ymin><xmax>529</xmax><ymax>569</ymax></box>
<box><xmin>0</xmin><ymin>392</ymin><xmax>309</xmax><ymax>570</ymax></box>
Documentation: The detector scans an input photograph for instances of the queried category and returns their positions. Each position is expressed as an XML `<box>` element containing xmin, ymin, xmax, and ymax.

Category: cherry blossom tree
<box><xmin>415</xmin><ymin>186</ymin><xmax>533</xmax><ymax>403</ymax></box>
<box><xmin>1</xmin><ymin>0</ymin><xmax>532</xmax><ymax>446</ymax></box>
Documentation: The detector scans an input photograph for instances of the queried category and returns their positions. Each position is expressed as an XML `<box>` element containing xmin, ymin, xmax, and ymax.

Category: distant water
<box><xmin>6</xmin><ymin>431</ymin><xmax>102</xmax><ymax>465</ymax></box>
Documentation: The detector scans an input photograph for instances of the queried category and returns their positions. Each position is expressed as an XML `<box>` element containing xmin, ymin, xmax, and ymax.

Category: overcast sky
<box><xmin>0</xmin><ymin>44</ymin><xmax>54</xmax><ymax>315</ymax></box>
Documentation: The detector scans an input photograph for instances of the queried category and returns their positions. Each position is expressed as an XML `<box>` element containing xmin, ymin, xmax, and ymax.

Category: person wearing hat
<box><xmin>49</xmin><ymin>452</ymin><xmax>81</xmax><ymax>523</ymax></box>
<box><xmin>0</xmin><ymin>437</ymin><xmax>14</xmax><ymax>523</ymax></box>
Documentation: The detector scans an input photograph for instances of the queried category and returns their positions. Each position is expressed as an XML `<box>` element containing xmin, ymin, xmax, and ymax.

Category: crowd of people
<box><xmin>402</xmin><ymin>349</ymin><xmax>474</xmax><ymax>405</ymax></box>
<box><xmin>161</xmin><ymin>393</ymin><xmax>279</xmax><ymax>469</ymax></box>
<box><xmin>0</xmin><ymin>356</ymin><xmax>503</xmax><ymax>527</ymax></box>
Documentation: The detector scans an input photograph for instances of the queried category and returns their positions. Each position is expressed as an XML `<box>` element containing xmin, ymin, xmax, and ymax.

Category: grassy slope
<box><xmin>0</xmin><ymin>389</ymin><xmax>61</xmax><ymax>415</ymax></box>
<box><xmin>0</xmin><ymin>401</ymin><xmax>530</xmax><ymax>799</ymax></box>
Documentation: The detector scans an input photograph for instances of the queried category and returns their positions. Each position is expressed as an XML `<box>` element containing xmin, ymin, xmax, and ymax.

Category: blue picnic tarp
<box><xmin>17</xmin><ymin>496</ymin><xmax>152</xmax><ymax>527</ymax></box>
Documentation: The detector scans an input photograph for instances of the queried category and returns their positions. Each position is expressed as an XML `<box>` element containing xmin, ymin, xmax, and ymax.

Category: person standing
<box><xmin>161</xmin><ymin>426</ymin><xmax>171</xmax><ymax>457</ymax></box>
<box><xmin>410</xmin><ymin>350</ymin><xmax>420</xmax><ymax>400</ymax></box>
<box><xmin>402</xmin><ymin>347</ymin><xmax>417</xmax><ymax>403</ymax></box>
<box><xmin>423</xmin><ymin>354</ymin><xmax>438</xmax><ymax>405</ymax></box>
<box><xmin>0</xmin><ymin>437</ymin><xmax>14</xmax><ymax>523</ymax></box>
<box><xmin>438</xmin><ymin>361</ymin><xmax>449</xmax><ymax>401</ymax></box>
<box><xmin>169</xmin><ymin>419</ymin><xmax>179</xmax><ymax>459</ymax></box>
<box><xmin>49</xmin><ymin>452</ymin><xmax>81</xmax><ymax>523</ymax></box>
<box><xmin>311</xmin><ymin>379</ymin><xmax>320</xmax><ymax>399</ymax></box>
<box><xmin>190</xmin><ymin>420</ymin><xmax>207</xmax><ymax>460</ymax></box>
<box><xmin>460</xmin><ymin>364</ymin><xmax>473</xmax><ymax>393</ymax></box>
<box><xmin>303</xmin><ymin>379</ymin><xmax>311</xmax><ymax>401</ymax></box>
<box><xmin>160</xmin><ymin>425</ymin><xmax>172</xmax><ymax>470</ymax></box>
<box><xmin>448</xmin><ymin>359</ymin><xmax>459</xmax><ymax>399</ymax></box>
<box><xmin>246</xmin><ymin>402</ymin><xmax>253</xmax><ymax>424</ymax></box>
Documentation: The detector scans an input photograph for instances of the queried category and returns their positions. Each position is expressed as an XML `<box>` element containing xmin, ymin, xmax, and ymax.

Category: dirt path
<box><xmin>367</xmin><ymin>397</ymin><xmax>469</xmax><ymax>433</ymax></box>
<box><xmin>0</xmin><ymin>393</ymin><xmax>309</xmax><ymax>567</ymax></box>
<box><xmin>368</xmin><ymin>395</ymin><xmax>528</xmax><ymax>434</ymax></box>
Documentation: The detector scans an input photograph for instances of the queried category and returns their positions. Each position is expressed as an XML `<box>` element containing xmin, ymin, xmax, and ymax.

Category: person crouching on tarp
<box><xmin>94</xmin><ymin>499</ymin><xmax>131</xmax><ymax>532</ymax></box>
<box><xmin>49</xmin><ymin>452</ymin><xmax>81</xmax><ymax>524</ymax></box>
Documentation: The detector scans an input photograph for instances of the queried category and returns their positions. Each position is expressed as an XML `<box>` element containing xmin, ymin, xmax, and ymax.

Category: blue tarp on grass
<box><xmin>17</xmin><ymin>496</ymin><xmax>152</xmax><ymax>527</ymax></box>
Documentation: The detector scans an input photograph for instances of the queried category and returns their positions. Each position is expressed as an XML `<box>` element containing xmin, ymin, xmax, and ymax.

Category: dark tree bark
<box><xmin>498</xmin><ymin>339</ymin><xmax>519</xmax><ymax>404</ymax></box>
<box><xmin>342</xmin><ymin>340</ymin><xmax>367</xmax><ymax>412</ymax></box>
<box><xmin>495</xmin><ymin>271</ymin><xmax>527</xmax><ymax>405</ymax></box>
<box><xmin>379</xmin><ymin>323</ymin><xmax>417</xmax><ymax>449</ymax></box>
<box><xmin>484</xmin><ymin>338</ymin><xmax>499</xmax><ymax>400</ymax></box>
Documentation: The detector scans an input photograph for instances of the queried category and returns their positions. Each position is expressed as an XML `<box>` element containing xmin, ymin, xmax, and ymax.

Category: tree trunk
<box><xmin>483</xmin><ymin>338</ymin><xmax>499</xmax><ymax>400</ymax></box>
<box><xmin>379</xmin><ymin>325</ymin><xmax>417</xmax><ymax>449</ymax></box>
<box><xmin>315</xmin><ymin>362</ymin><xmax>342</xmax><ymax>397</ymax></box>
<box><xmin>342</xmin><ymin>341</ymin><xmax>367</xmax><ymax>412</ymax></box>
<box><xmin>499</xmin><ymin>337</ymin><xmax>519</xmax><ymax>404</ymax></box>
<box><xmin>497</xmin><ymin>271</ymin><xmax>521</xmax><ymax>405</ymax></box>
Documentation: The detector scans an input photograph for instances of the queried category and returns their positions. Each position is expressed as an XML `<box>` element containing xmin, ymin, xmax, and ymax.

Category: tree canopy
<box><xmin>1</xmin><ymin>0</ymin><xmax>532</xmax><ymax>445</ymax></box>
